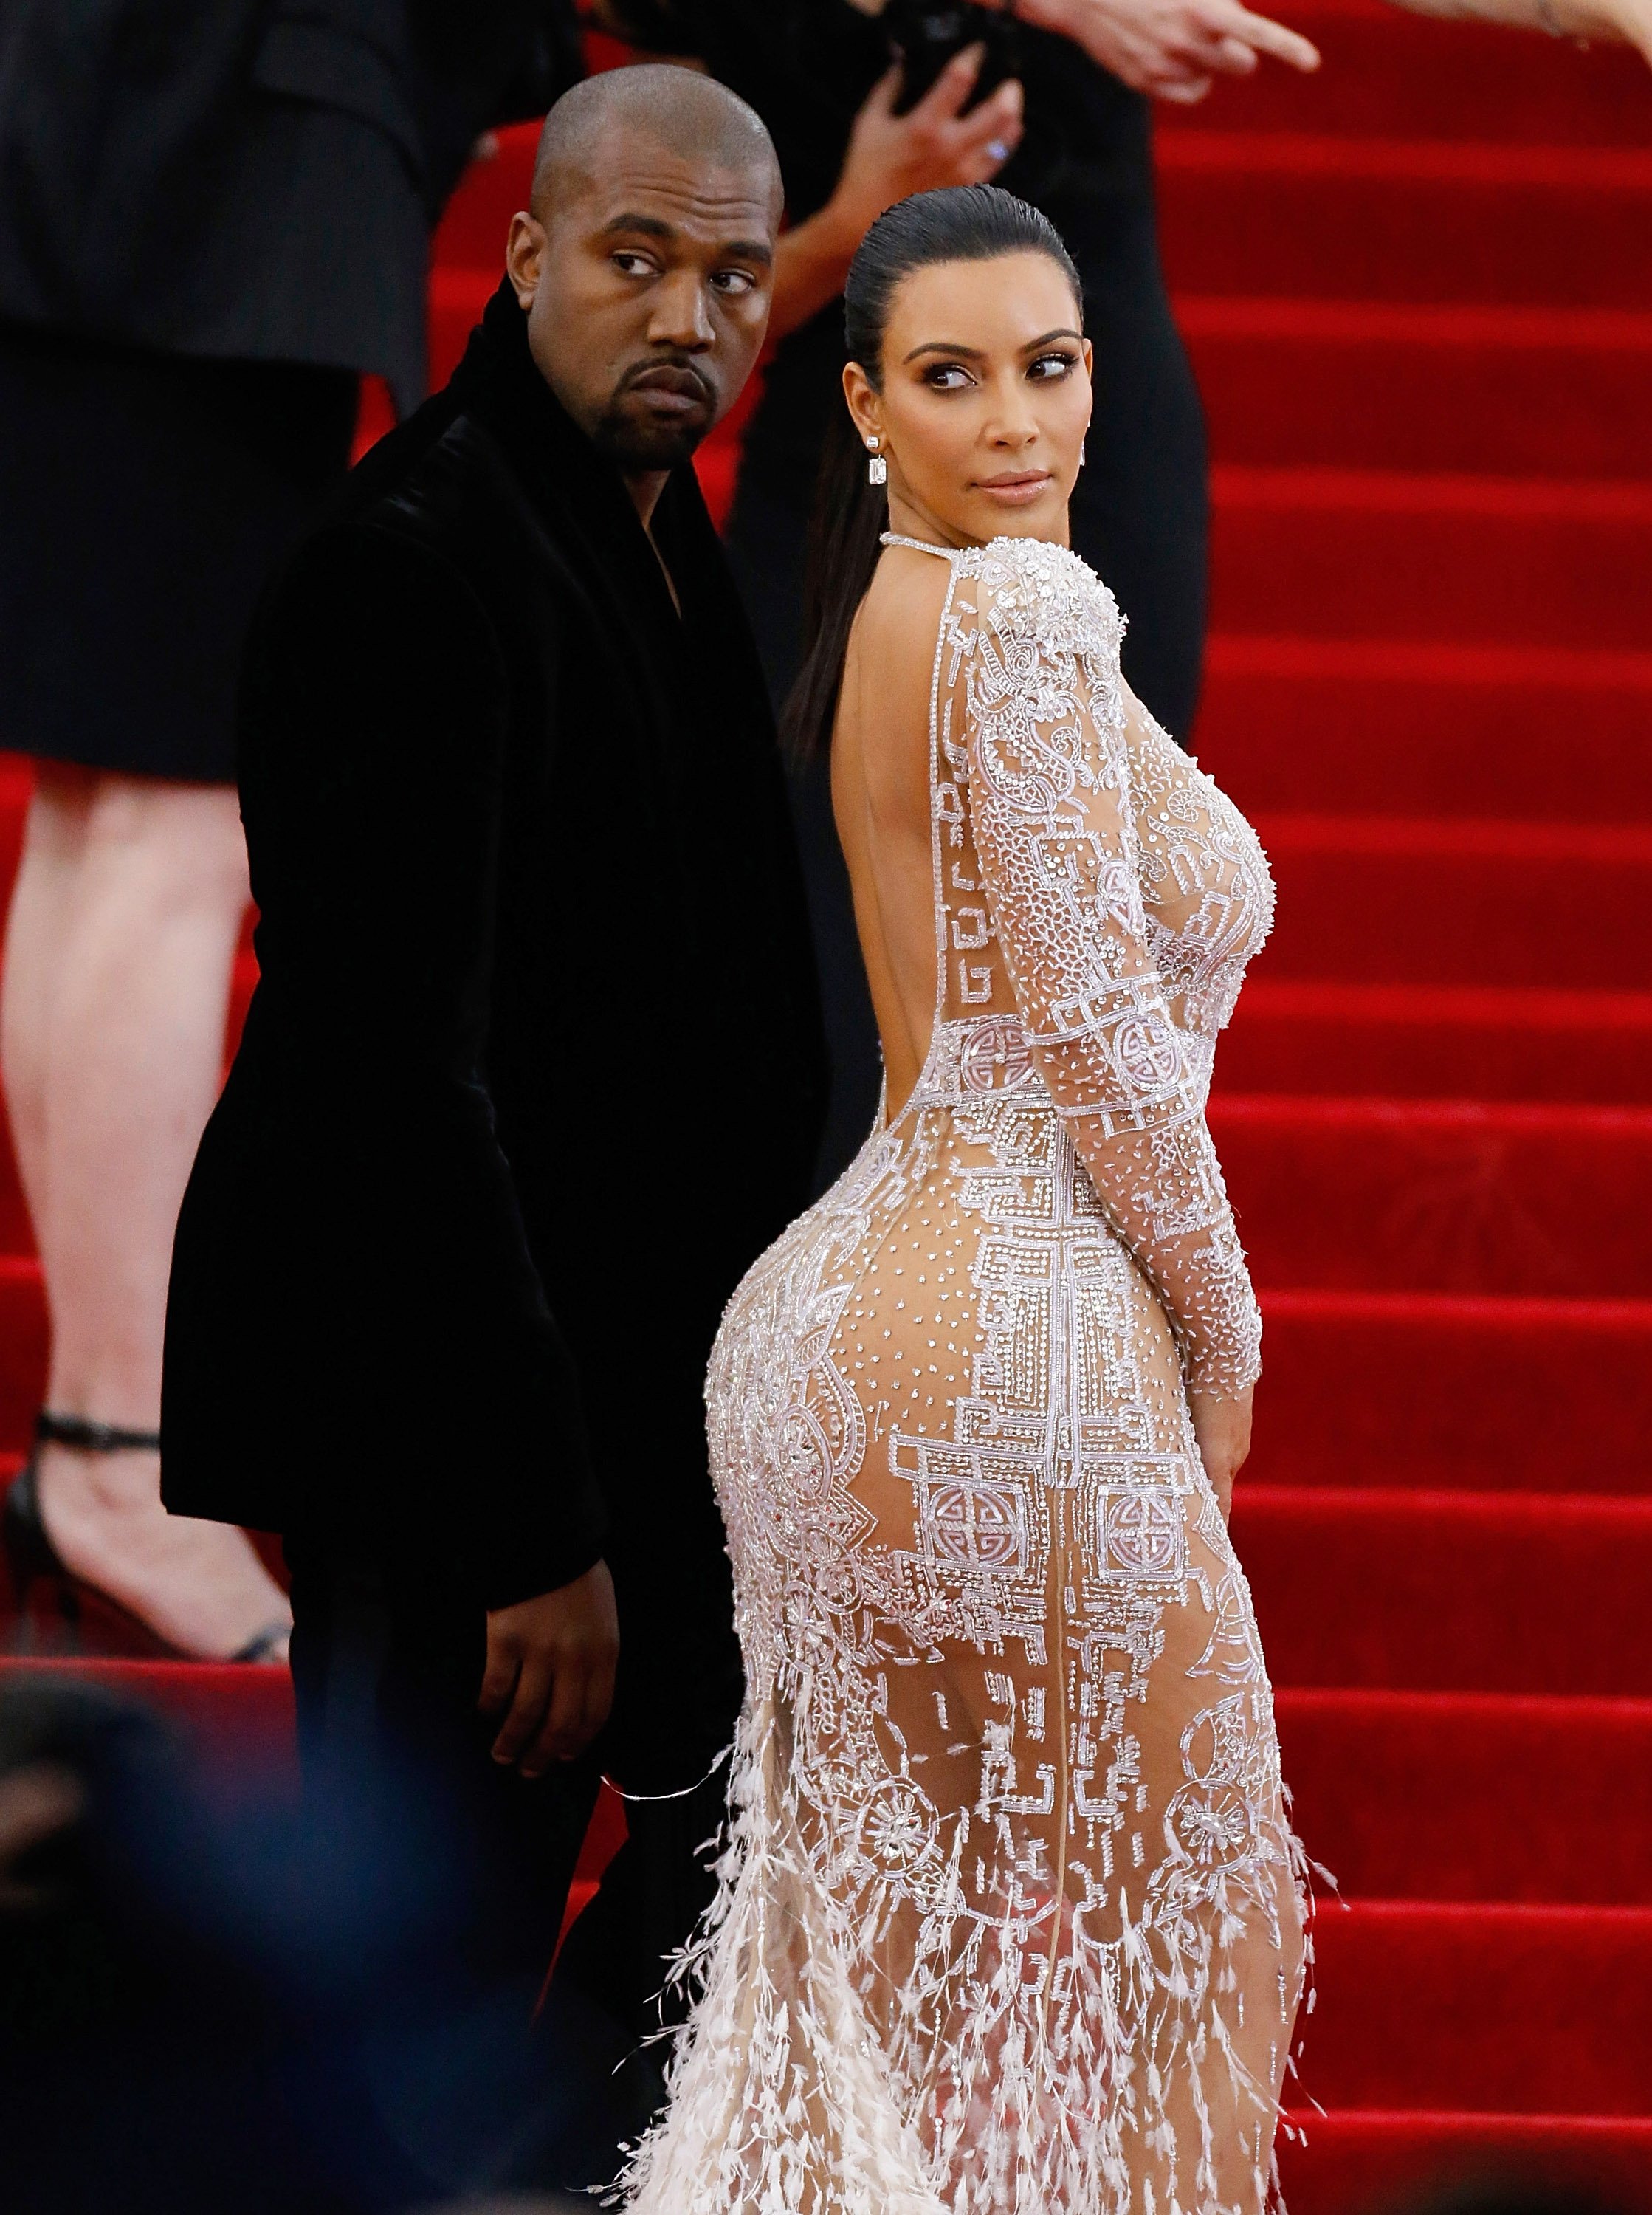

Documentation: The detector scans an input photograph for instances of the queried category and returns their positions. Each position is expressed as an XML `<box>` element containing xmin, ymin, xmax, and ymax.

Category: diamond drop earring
<box><xmin>866</xmin><ymin>437</ymin><xmax>888</xmax><ymax>487</ymax></box>
<box><xmin>1079</xmin><ymin>439</ymin><xmax>1088</xmax><ymax>467</ymax></box>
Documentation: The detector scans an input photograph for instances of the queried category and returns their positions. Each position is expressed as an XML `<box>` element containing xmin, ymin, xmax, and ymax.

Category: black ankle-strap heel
<box><xmin>2</xmin><ymin>1413</ymin><xmax>286</xmax><ymax>1663</ymax></box>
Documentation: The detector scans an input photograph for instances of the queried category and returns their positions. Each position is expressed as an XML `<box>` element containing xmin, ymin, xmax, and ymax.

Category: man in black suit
<box><xmin>162</xmin><ymin>63</ymin><xmax>826</xmax><ymax>2193</ymax></box>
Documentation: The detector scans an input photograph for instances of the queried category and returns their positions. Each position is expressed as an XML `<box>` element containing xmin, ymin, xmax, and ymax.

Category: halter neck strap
<box><xmin>881</xmin><ymin>532</ymin><xmax>958</xmax><ymax>560</ymax></box>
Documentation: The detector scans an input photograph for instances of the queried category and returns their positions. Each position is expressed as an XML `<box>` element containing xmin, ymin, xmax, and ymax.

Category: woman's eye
<box><xmin>926</xmin><ymin>365</ymin><xmax>973</xmax><ymax>391</ymax></box>
<box><xmin>1028</xmin><ymin>351</ymin><xmax>1078</xmax><ymax>380</ymax></box>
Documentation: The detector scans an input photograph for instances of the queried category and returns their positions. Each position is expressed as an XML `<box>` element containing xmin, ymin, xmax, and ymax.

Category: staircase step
<box><xmin>1236</xmin><ymin>1485</ymin><xmax>1652</xmax><ymax>1694</ymax></box>
<box><xmin>1159</xmin><ymin>135</ymin><xmax>1652</xmax><ymax>309</ymax></box>
<box><xmin>1210</xmin><ymin>467</ymin><xmax>1652</xmax><ymax>650</ymax></box>
<box><xmin>1216</xmin><ymin>1091</ymin><xmax>1652</xmax><ymax>1299</ymax></box>
<box><xmin>1223</xmin><ymin>979</ymin><xmax>1652</xmax><ymax>1102</ymax></box>
<box><xmin>1250</xmin><ymin>1289</ymin><xmax>1652</xmax><ymax>1495</ymax></box>
<box><xmin>1256</xmin><ymin>811</ymin><xmax>1652</xmax><ymax>995</ymax></box>
<box><xmin>1277</xmin><ymin>1689</ymin><xmax>1652</xmax><ymax>1904</ymax></box>
<box><xmin>1185</xmin><ymin>297</ymin><xmax>1652</xmax><ymax>478</ymax></box>
<box><xmin>1277</xmin><ymin>2109</ymin><xmax>1652</xmax><ymax>2215</ymax></box>
<box><xmin>432</xmin><ymin>124</ymin><xmax>539</xmax><ymax>277</ymax></box>
<box><xmin>1304</xmin><ymin>1900</ymin><xmax>1652</xmax><ymax>2116</ymax></box>
<box><xmin>1195</xmin><ymin>636</ymin><xmax>1652</xmax><ymax>825</ymax></box>
<box><xmin>1157</xmin><ymin>0</ymin><xmax>1652</xmax><ymax>148</ymax></box>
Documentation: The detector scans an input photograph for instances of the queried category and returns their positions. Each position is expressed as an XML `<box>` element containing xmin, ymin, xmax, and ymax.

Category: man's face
<box><xmin>507</xmin><ymin>131</ymin><xmax>777</xmax><ymax>477</ymax></box>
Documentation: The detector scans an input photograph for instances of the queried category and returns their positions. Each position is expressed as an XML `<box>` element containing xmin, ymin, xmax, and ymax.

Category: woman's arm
<box><xmin>1375</xmin><ymin>0</ymin><xmax>1651</xmax><ymax>61</ymax></box>
<box><xmin>956</xmin><ymin>559</ymin><xmax>1263</xmax><ymax>1421</ymax></box>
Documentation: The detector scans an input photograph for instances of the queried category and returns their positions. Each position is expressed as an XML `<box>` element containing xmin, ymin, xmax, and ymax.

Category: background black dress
<box><xmin>0</xmin><ymin>0</ymin><xmax>581</xmax><ymax>782</ymax></box>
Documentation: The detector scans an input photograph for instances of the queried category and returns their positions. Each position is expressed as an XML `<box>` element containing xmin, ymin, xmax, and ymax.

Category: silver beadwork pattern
<box><xmin>620</xmin><ymin>534</ymin><xmax>1307</xmax><ymax>2215</ymax></box>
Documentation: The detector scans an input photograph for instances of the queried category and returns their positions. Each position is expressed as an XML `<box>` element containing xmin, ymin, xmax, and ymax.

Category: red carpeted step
<box><xmin>1158</xmin><ymin>136</ymin><xmax>1652</xmax><ymax>308</ymax></box>
<box><xmin>1250</xmin><ymin>818</ymin><xmax>1647</xmax><ymax>1009</ymax></box>
<box><xmin>1183</xmin><ymin>298</ymin><xmax>1652</xmax><ymax>478</ymax></box>
<box><xmin>1276</xmin><ymin>1689</ymin><xmax>1652</xmax><ymax>1904</ymax></box>
<box><xmin>1214</xmin><ymin>1093</ymin><xmax>1652</xmax><ymax>1298</ymax></box>
<box><xmin>1210</xmin><ymin>467</ymin><xmax>1652</xmax><ymax>650</ymax></box>
<box><xmin>1222</xmin><ymin>980</ymin><xmax>1652</xmax><ymax>1103</ymax></box>
<box><xmin>1302</xmin><ymin>1899</ymin><xmax>1652</xmax><ymax>2115</ymax></box>
<box><xmin>432</xmin><ymin>125</ymin><xmax>540</xmax><ymax>275</ymax></box>
<box><xmin>1276</xmin><ymin>2109</ymin><xmax>1652</xmax><ymax>2215</ymax></box>
<box><xmin>1250</xmin><ymin>1290</ymin><xmax>1652</xmax><ymax>1495</ymax></box>
<box><xmin>1194</xmin><ymin>638</ymin><xmax>1652</xmax><ymax>825</ymax></box>
<box><xmin>1236</xmin><ymin>1486</ymin><xmax>1652</xmax><ymax>1694</ymax></box>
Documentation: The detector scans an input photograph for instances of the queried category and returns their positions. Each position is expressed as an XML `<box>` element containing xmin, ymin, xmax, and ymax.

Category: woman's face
<box><xmin>844</xmin><ymin>250</ymin><xmax>1092</xmax><ymax>550</ymax></box>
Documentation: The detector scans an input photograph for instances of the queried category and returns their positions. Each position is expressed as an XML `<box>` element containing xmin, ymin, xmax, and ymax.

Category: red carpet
<box><xmin>4</xmin><ymin>3</ymin><xmax>1651</xmax><ymax>2205</ymax></box>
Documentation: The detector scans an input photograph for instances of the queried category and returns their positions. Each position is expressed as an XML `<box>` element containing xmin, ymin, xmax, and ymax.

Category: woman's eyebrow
<box><xmin>900</xmin><ymin>329</ymin><xmax>1084</xmax><ymax>365</ymax></box>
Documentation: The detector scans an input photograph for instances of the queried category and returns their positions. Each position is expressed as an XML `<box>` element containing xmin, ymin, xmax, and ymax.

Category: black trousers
<box><xmin>284</xmin><ymin>1537</ymin><xmax>726</xmax><ymax>2197</ymax></box>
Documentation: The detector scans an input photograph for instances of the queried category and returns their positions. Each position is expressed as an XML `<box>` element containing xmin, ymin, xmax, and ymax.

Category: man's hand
<box><xmin>1019</xmin><ymin>0</ymin><xmax>1319</xmax><ymax>104</ymax></box>
<box><xmin>1190</xmin><ymin>1384</ymin><xmax>1255</xmax><ymax>1525</ymax></box>
<box><xmin>479</xmin><ymin>1561</ymin><xmax>619</xmax><ymax>1779</ymax></box>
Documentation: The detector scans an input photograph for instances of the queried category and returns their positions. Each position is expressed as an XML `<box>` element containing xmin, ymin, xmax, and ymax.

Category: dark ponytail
<box><xmin>781</xmin><ymin>183</ymin><xmax>1081</xmax><ymax>763</ymax></box>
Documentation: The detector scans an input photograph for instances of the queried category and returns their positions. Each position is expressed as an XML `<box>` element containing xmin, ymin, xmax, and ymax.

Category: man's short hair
<box><xmin>531</xmin><ymin>64</ymin><xmax>781</xmax><ymax>225</ymax></box>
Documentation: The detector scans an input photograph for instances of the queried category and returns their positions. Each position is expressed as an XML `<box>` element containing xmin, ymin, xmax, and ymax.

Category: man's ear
<box><xmin>506</xmin><ymin>212</ymin><xmax>546</xmax><ymax>311</ymax></box>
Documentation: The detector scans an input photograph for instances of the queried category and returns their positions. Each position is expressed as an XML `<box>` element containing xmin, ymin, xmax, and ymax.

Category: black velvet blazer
<box><xmin>163</xmin><ymin>284</ymin><xmax>827</xmax><ymax>1754</ymax></box>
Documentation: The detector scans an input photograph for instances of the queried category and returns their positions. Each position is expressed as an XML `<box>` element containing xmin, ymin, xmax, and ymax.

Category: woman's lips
<box><xmin>975</xmin><ymin>471</ymin><xmax>1053</xmax><ymax>506</ymax></box>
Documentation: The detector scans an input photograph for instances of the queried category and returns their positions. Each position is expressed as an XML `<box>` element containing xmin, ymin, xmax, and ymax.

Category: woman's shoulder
<box><xmin>952</xmin><ymin>535</ymin><xmax>1125</xmax><ymax>659</ymax></box>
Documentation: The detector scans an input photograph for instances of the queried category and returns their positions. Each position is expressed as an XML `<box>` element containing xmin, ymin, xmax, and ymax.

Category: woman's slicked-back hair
<box><xmin>781</xmin><ymin>185</ymin><xmax>1081</xmax><ymax>763</ymax></box>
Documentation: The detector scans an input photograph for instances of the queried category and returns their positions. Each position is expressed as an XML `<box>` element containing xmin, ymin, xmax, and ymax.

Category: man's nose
<box><xmin>647</xmin><ymin>270</ymin><xmax>715</xmax><ymax>351</ymax></box>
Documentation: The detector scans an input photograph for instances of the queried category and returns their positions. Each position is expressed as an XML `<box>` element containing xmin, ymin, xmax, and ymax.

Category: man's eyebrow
<box><xmin>600</xmin><ymin>212</ymin><xmax>677</xmax><ymax>240</ymax></box>
<box><xmin>598</xmin><ymin>213</ymin><xmax>773</xmax><ymax>266</ymax></box>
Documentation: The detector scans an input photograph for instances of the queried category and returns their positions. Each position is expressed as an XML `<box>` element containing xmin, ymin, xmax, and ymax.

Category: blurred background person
<box><xmin>0</xmin><ymin>1</ymin><xmax>582</xmax><ymax>1661</ymax></box>
<box><xmin>600</xmin><ymin>0</ymin><xmax>1322</xmax><ymax>1181</ymax></box>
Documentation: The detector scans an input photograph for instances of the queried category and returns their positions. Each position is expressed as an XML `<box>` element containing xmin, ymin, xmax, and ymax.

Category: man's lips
<box><xmin>622</xmin><ymin>363</ymin><xmax>714</xmax><ymax>414</ymax></box>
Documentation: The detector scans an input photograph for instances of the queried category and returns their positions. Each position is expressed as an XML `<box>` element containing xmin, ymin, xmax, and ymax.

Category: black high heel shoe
<box><xmin>2</xmin><ymin>1412</ymin><xmax>288</xmax><ymax>1663</ymax></box>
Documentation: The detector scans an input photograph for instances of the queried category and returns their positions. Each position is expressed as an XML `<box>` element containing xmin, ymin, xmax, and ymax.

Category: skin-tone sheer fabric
<box><xmin>620</xmin><ymin>537</ymin><xmax>1307</xmax><ymax>2214</ymax></box>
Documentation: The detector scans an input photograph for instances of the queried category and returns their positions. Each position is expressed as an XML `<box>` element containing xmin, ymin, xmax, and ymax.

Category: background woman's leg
<box><xmin>1</xmin><ymin>766</ymin><xmax>289</xmax><ymax>1656</ymax></box>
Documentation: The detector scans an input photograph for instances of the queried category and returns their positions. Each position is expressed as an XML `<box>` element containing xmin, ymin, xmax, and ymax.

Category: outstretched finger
<box><xmin>1222</xmin><ymin>4</ymin><xmax>1321</xmax><ymax>68</ymax></box>
<box><xmin>911</xmin><ymin>39</ymin><xmax>987</xmax><ymax>121</ymax></box>
<box><xmin>858</xmin><ymin>61</ymin><xmax>904</xmax><ymax>120</ymax></box>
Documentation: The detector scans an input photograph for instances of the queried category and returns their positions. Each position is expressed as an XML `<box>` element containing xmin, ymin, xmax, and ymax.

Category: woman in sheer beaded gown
<box><xmin>620</xmin><ymin>186</ymin><xmax>1308</xmax><ymax>2215</ymax></box>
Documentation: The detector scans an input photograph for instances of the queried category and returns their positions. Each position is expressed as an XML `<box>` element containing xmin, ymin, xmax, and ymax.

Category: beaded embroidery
<box><xmin>619</xmin><ymin>535</ymin><xmax>1306</xmax><ymax>2215</ymax></box>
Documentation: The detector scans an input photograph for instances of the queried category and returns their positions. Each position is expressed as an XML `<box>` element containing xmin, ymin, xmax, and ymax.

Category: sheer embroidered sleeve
<box><xmin>949</xmin><ymin>540</ymin><xmax>1262</xmax><ymax>1395</ymax></box>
